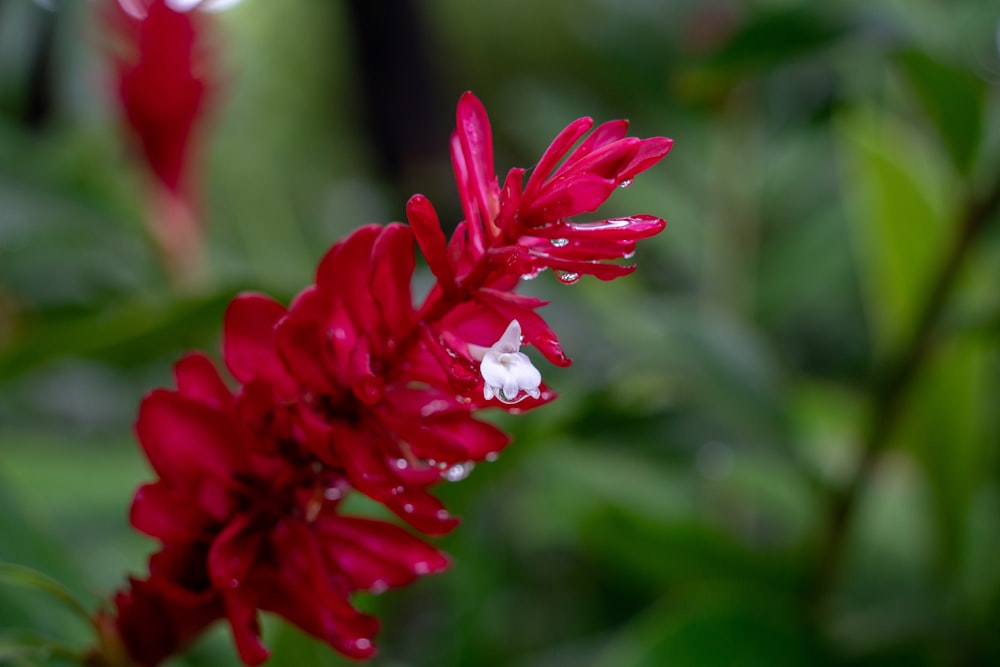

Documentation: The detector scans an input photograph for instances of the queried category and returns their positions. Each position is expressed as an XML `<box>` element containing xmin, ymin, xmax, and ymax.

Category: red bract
<box><xmin>104</xmin><ymin>0</ymin><xmax>218</xmax><ymax>286</ymax></box>
<box><xmin>98</xmin><ymin>93</ymin><xmax>671</xmax><ymax>666</ymax></box>
<box><xmin>106</xmin><ymin>353</ymin><xmax>448</xmax><ymax>666</ymax></box>
<box><xmin>108</xmin><ymin>0</ymin><xmax>211</xmax><ymax>196</ymax></box>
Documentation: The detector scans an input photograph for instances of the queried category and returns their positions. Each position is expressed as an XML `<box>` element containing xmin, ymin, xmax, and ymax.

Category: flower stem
<box><xmin>811</xmin><ymin>172</ymin><xmax>1000</xmax><ymax>608</ymax></box>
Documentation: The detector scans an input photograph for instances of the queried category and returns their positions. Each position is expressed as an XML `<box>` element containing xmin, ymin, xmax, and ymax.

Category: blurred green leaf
<box><xmin>896</xmin><ymin>49</ymin><xmax>985</xmax><ymax>175</ymax></box>
<box><xmin>837</xmin><ymin>108</ymin><xmax>953</xmax><ymax>353</ymax></box>
<box><xmin>893</xmin><ymin>337</ymin><xmax>990</xmax><ymax>574</ymax></box>
<box><xmin>594</xmin><ymin>585</ymin><xmax>821</xmax><ymax>667</ymax></box>
<box><xmin>583</xmin><ymin>509</ymin><xmax>805</xmax><ymax>595</ymax></box>
<box><xmin>0</xmin><ymin>290</ymin><xmax>235</xmax><ymax>380</ymax></box>
<box><xmin>0</xmin><ymin>563</ymin><xmax>92</xmax><ymax>627</ymax></box>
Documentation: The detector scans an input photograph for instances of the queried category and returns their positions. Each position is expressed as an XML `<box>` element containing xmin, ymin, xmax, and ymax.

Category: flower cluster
<box><xmin>94</xmin><ymin>92</ymin><xmax>672</xmax><ymax>666</ymax></box>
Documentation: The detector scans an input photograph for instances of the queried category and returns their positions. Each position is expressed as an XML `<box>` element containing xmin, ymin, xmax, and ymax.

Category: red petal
<box><xmin>523</xmin><ymin>116</ymin><xmax>594</xmax><ymax>201</ymax></box>
<box><xmin>620</xmin><ymin>136</ymin><xmax>674</xmax><ymax>181</ymax></box>
<box><xmin>274</xmin><ymin>286</ymin><xmax>339</xmax><ymax>395</ymax></box>
<box><xmin>455</xmin><ymin>92</ymin><xmax>500</xmax><ymax>237</ymax></box>
<box><xmin>524</xmin><ymin>173</ymin><xmax>618</xmax><ymax>225</ymax></box>
<box><xmin>174</xmin><ymin>352</ymin><xmax>232</xmax><ymax>409</ymax></box>
<box><xmin>223</xmin><ymin>293</ymin><xmax>295</xmax><ymax>396</ymax></box>
<box><xmin>371</xmin><ymin>223</ymin><xmax>415</xmax><ymax>341</ymax></box>
<box><xmin>556</xmin><ymin>119</ymin><xmax>630</xmax><ymax>176</ymax></box>
<box><xmin>136</xmin><ymin>390</ymin><xmax>243</xmax><ymax>483</ymax></box>
<box><xmin>406</xmin><ymin>194</ymin><xmax>456</xmax><ymax>289</ymax></box>
<box><xmin>527</xmin><ymin>214</ymin><xmax>666</xmax><ymax>241</ymax></box>
<box><xmin>319</xmin><ymin>515</ymin><xmax>450</xmax><ymax>590</ymax></box>
<box><xmin>130</xmin><ymin>482</ymin><xmax>208</xmax><ymax>541</ymax></box>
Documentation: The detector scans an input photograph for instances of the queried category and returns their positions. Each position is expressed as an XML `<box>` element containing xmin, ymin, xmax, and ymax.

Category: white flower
<box><xmin>478</xmin><ymin>320</ymin><xmax>542</xmax><ymax>404</ymax></box>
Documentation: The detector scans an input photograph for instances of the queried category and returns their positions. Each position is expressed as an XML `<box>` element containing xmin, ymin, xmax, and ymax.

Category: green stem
<box><xmin>811</xmin><ymin>173</ymin><xmax>1000</xmax><ymax>607</ymax></box>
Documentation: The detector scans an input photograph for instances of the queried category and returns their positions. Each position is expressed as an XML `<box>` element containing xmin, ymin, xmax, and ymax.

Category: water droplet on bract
<box><xmin>403</xmin><ymin>503</ymin><xmax>414</xmax><ymax>513</ymax></box>
<box><xmin>391</xmin><ymin>485</ymin><xmax>404</xmax><ymax>495</ymax></box>
<box><xmin>443</xmin><ymin>462</ymin><xmax>474</xmax><ymax>482</ymax></box>
<box><xmin>485</xmin><ymin>452</ymin><xmax>500</xmax><ymax>463</ymax></box>
<box><xmin>324</xmin><ymin>487</ymin><xmax>342</xmax><ymax>501</ymax></box>
<box><xmin>228</xmin><ymin>579</ymin><xmax>240</xmax><ymax>589</ymax></box>
<box><xmin>623</xmin><ymin>250</ymin><xmax>636</xmax><ymax>259</ymax></box>
<box><xmin>414</xmin><ymin>562</ymin><xmax>431</xmax><ymax>575</ymax></box>
<box><xmin>550</xmin><ymin>238</ymin><xmax>569</xmax><ymax>247</ymax></box>
<box><xmin>394</xmin><ymin>458</ymin><xmax>409</xmax><ymax>470</ymax></box>
<box><xmin>368</xmin><ymin>579</ymin><xmax>388</xmax><ymax>595</ymax></box>
<box><xmin>556</xmin><ymin>271</ymin><xmax>581</xmax><ymax>285</ymax></box>
<box><xmin>618</xmin><ymin>178</ymin><xmax>633</xmax><ymax>189</ymax></box>
<box><xmin>354</xmin><ymin>638</ymin><xmax>372</xmax><ymax>652</ymax></box>
<box><xmin>521</xmin><ymin>268</ymin><xmax>544</xmax><ymax>281</ymax></box>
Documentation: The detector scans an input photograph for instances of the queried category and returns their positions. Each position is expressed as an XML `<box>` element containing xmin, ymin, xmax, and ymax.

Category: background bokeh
<box><xmin>2</xmin><ymin>1</ymin><xmax>1000</xmax><ymax>665</ymax></box>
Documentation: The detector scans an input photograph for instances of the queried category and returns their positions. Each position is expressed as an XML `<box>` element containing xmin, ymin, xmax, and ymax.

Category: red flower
<box><xmin>108</xmin><ymin>353</ymin><xmax>448</xmax><ymax>666</ymax></box>
<box><xmin>104</xmin><ymin>0</ymin><xmax>218</xmax><ymax>286</ymax></box>
<box><xmin>98</xmin><ymin>92</ymin><xmax>671</xmax><ymax>666</ymax></box>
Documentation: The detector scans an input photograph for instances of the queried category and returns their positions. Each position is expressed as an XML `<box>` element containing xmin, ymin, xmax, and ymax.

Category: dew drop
<box><xmin>436</xmin><ymin>509</ymin><xmax>451</xmax><ymax>520</ymax></box>
<box><xmin>391</xmin><ymin>485</ymin><xmax>404</xmax><ymax>495</ymax></box>
<box><xmin>555</xmin><ymin>271</ymin><xmax>581</xmax><ymax>285</ymax></box>
<box><xmin>443</xmin><ymin>461</ymin><xmax>474</xmax><ymax>482</ymax></box>
<box><xmin>228</xmin><ymin>579</ymin><xmax>240</xmax><ymax>589</ymax></box>
<box><xmin>521</xmin><ymin>268</ymin><xmax>544</xmax><ymax>281</ymax></box>
<box><xmin>368</xmin><ymin>579</ymin><xmax>388</xmax><ymax>595</ymax></box>
<box><xmin>394</xmin><ymin>458</ymin><xmax>409</xmax><ymax>470</ymax></box>
<box><xmin>549</xmin><ymin>238</ymin><xmax>569</xmax><ymax>247</ymax></box>
<box><xmin>414</xmin><ymin>562</ymin><xmax>431</xmax><ymax>575</ymax></box>
<box><xmin>403</xmin><ymin>503</ymin><xmax>414</xmax><ymax>513</ymax></box>
<box><xmin>623</xmin><ymin>250</ymin><xmax>636</xmax><ymax>259</ymax></box>
<box><xmin>354</xmin><ymin>638</ymin><xmax>372</xmax><ymax>652</ymax></box>
<box><xmin>324</xmin><ymin>487</ymin><xmax>342</xmax><ymax>501</ymax></box>
<box><xmin>618</xmin><ymin>178</ymin><xmax>633</xmax><ymax>189</ymax></box>
<box><xmin>485</xmin><ymin>452</ymin><xmax>500</xmax><ymax>463</ymax></box>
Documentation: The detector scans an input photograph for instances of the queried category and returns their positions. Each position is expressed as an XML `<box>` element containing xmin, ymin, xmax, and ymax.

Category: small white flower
<box><xmin>478</xmin><ymin>320</ymin><xmax>542</xmax><ymax>404</ymax></box>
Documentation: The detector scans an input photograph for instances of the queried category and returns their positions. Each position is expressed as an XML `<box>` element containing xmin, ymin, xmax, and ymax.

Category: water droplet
<box><xmin>228</xmin><ymin>579</ymin><xmax>240</xmax><ymax>589</ymax></box>
<box><xmin>391</xmin><ymin>485</ymin><xmax>404</xmax><ymax>495</ymax></box>
<box><xmin>521</xmin><ymin>268</ymin><xmax>544</xmax><ymax>281</ymax></box>
<box><xmin>618</xmin><ymin>178</ymin><xmax>633</xmax><ymax>189</ymax></box>
<box><xmin>555</xmin><ymin>271</ymin><xmax>581</xmax><ymax>285</ymax></box>
<box><xmin>394</xmin><ymin>458</ymin><xmax>409</xmax><ymax>470</ymax></box>
<box><xmin>403</xmin><ymin>503</ymin><xmax>414</xmax><ymax>513</ymax></box>
<box><xmin>437</xmin><ymin>509</ymin><xmax>451</xmax><ymax>520</ymax></box>
<box><xmin>485</xmin><ymin>452</ymin><xmax>500</xmax><ymax>463</ymax></box>
<box><xmin>623</xmin><ymin>250</ymin><xmax>636</xmax><ymax>259</ymax></box>
<box><xmin>368</xmin><ymin>580</ymin><xmax>388</xmax><ymax>595</ymax></box>
<box><xmin>324</xmin><ymin>487</ymin><xmax>342</xmax><ymax>501</ymax></box>
<box><xmin>549</xmin><ymin>238</ymin><xmax>569</xmax><ymax>247</ymax></box>
<box><xmin>443</xmin><ymin>462</ymin><xmax>474</xmax><ymax>482</ymax></box>
<box><xmin>421</xmin><ymin>399</ymin><xmax>451</xmax><ymax>417</ymax></box>
<box><xmin>414</xmin><ymin>562</ymin><xmax>431</xmax><ymax>575</ymax></box>
<box><xmin>354</xmin><ymin>638</ymin><xmax>372</xmax><ymax>652</ymax></box>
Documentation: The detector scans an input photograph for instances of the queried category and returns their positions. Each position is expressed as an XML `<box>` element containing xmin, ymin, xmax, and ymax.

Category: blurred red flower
<box><xmin>105</xmin><ymin>0</ymin><xmax>217</xmax><ymax>287</ymax></box>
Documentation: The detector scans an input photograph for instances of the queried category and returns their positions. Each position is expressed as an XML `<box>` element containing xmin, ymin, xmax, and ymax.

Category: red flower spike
<box><xmin>105</xmin><ymin>0</ymin><xmax>218</xmax><ymax>288</ymax></box>
<box><xmin>101</xmin><ymin>92</ymin><xmax>671</xmax><ymax>667</ymax></box>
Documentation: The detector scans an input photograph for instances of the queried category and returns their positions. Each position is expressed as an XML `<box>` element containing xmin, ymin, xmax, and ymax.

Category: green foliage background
<box><xmin>1</xmin><ymin>0</ymin><xmax>999</xmax><ymax>665</ymax></box>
